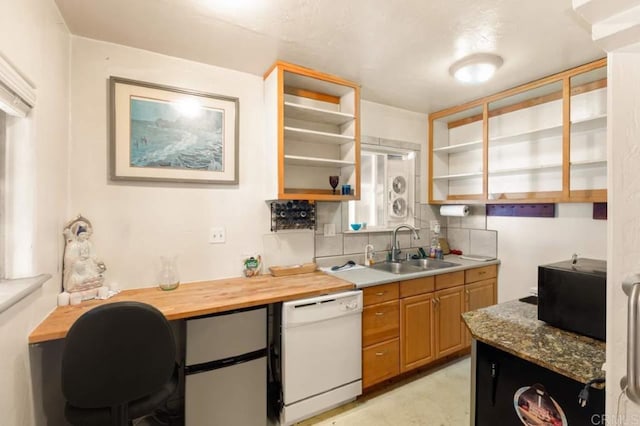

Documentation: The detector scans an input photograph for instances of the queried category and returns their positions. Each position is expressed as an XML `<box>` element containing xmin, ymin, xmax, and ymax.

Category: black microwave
<box><xmin>537</xmin><ymin>258</ymin><xmax>606</xmax><ymax>341</ymax></box>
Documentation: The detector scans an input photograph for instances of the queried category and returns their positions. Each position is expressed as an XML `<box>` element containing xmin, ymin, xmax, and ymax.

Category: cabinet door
<box><xmin>464</xmin><ymin>278</ymin><xmax>497</xmax><ymax>347</ymax></box>
<box><xmin>362</xmin><ymin>300</ymin><xmax>399</xmax><ymax>347</ymax></box>
<box><xmin>435</xmin><ymin>286</ymin><xmax>465</xmax><ymax>358</ymax></box>
<box><xmin>400</xmin><ymin>293</ymin><xmax>435</xmax><ymax>372</ymax></box>
<box><xmin>362</xmin><ymin>338</ymin><xmax>399</xmax><ymax>388</ymax></box>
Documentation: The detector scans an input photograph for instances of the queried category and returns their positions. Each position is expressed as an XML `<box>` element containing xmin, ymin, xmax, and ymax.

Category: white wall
<box><xmin>488</xmin><ymin>204</ymin><xmax>606</xmax><ymax>302</ymax></box>
<box><xmin>0</xmin><ymin>0</ymin><xmax>70</xmax><ymax>424</ymax></box>
<box><xmin>360</xmin><ymin>100</ymin><xmax>428</xmax><ymax>204</ymax></box>
<box><xmin>68</xmin><ymin>37</ymin><xmax>297</xmax><ymax>287</ymax></box>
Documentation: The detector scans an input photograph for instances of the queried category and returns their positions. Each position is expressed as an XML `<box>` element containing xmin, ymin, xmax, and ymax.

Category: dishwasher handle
<box><xmin>622</xmin><ymin>274</ymin><xmax>640</xmax><ymax>404</ymax></box>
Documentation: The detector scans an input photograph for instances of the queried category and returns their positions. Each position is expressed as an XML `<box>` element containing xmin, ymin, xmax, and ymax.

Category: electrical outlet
<box><xmin>430</xmin><ymin>220</ymin><xmax>440</xmax><ymax>231</ymax></box>
<box><xmin>209</xmin><ymin>227</ymin><xmax>226</xmax><ymax>244</ymax></box>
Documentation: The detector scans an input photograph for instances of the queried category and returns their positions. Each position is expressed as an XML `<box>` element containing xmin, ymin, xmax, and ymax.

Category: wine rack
<box><xmin>270</xmin><ymin>200</ymin><xmax>316</xmax><ymax>232</ymax></box>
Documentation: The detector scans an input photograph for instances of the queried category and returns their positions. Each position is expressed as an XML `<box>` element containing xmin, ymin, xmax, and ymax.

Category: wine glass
<box><xmin>329</xmin><ymin>176</ymin><xmax>339</xmax><ymax>194</ymax></box>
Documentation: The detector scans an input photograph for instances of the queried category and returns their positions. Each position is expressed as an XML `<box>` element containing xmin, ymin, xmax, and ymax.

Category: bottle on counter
<box><xmin>435</xmin><ymin>242</ymin><xmax>443</xmax><ymax>260</ymax></box>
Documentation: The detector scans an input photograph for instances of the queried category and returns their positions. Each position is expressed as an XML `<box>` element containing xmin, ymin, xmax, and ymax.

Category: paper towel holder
<box><xmin>440</xmin><ymin>205</ymin><xmax>470</xmax><ymax>217</ymax></box>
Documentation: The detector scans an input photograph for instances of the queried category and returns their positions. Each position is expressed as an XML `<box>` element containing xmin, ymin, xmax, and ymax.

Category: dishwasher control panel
<box><xmin>282</xmin><ymin>290</ymin><xmax>363</xmax><ymax>327</ymax></box>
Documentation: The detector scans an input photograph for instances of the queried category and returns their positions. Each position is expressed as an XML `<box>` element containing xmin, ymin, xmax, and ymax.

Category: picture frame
<box><xmin>109</xmin><ymin>77</ymin><xmax>239</xmax><ymax>184</ymax></box>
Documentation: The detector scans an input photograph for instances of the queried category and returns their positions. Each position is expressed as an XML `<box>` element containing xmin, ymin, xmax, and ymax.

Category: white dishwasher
<box><xmin>281</xmin><ymin>290</ymin><xmax>363</xmax><ymax>425</ymax></box>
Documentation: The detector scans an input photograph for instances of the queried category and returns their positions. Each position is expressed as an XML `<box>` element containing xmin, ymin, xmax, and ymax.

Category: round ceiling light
<box><xmin>449</xmin><ymin>53</ymin><xmax>504</xmax><ymax>84</ymax></box>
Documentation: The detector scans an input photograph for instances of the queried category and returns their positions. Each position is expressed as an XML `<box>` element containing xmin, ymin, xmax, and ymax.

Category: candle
<box><xmin>57</xmin><ymin>292</ymin><xmax>70</xmax><ymax>306</ymax></box>
<box><xmin>97</xmin><ymin>286</ymin><xmax>109</xmax><ymax>299</ymax></box>
<box><xmin>70</xmin><ymin>293</ymin><xmax>82</xmax><ymax>305</ymax></box>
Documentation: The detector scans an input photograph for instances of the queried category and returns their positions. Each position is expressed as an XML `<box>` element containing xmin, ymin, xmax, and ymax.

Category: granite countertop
<box><xmin>326</xmin><ymin>255</ymin><xmax>500</xmax><ymax>288</ymax></box>
<box><xmin>462</xmin><ymin>299</ymin><xmax>606</xmax><ymax>386</ymax></box>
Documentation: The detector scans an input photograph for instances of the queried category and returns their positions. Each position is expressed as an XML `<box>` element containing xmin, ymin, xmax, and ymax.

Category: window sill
<box><xmin>0</xmin><ymin>274</ymin><xmax>51</xmax><ymax>314</ymax></box>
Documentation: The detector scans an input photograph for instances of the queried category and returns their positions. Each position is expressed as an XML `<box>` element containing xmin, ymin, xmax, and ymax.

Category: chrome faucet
<box><xmin>391</xmin><ymin>224</ymin><xmax>420</xmax><ymax>262</ymax></box>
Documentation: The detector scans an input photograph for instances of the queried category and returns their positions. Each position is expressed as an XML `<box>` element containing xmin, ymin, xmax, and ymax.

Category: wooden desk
<box><xmin>29</xmin><ymin>272</ymin><xmax>354</xmax><ymax>344</ymax></box>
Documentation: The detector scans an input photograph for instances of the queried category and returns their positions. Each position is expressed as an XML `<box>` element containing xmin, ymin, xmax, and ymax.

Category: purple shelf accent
<box><xmin>593</xmin><ymin>203</ymin><xmax>607</xmax><ymax>220</ymax></box>
<box><xmin>486</xmin><ymin>203</ymin><xmax>555</xmax><ymax>218</ymax></box>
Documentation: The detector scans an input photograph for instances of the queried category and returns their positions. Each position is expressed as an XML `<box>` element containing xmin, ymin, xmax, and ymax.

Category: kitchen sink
<box><xmin>368</xmin><ymin>262</ymin><xmax>423</xmax><ymax>274</ymax></box>
<box><xmin>406</xmin><ymin>258</ymin><xmax>461</xmax><ymax>270</ymax></box>
<box><xmin>368</xmin><ymin>259</ymin><xmax>460</xmax><ymax>274</ymax></box>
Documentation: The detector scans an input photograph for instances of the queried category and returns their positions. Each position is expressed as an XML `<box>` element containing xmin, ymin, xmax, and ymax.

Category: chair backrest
<box><xmin>61</xmin><ymin>301</ymin><xmax>176</xmax><ymax>408</ymax></box>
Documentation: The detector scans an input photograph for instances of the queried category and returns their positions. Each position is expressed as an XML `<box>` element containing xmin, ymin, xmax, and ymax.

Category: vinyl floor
<box><xmin>298</xmin><ymin>356</ymin><xmax>471</xmax><ymax>426</ymax></box>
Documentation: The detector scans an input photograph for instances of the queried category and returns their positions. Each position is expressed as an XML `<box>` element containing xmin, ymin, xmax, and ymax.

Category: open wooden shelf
<box><xmin>428</xmin><ymin>58</ymin><xmax>607</xmax><ymax>204</ymax></box>
<box><xmin>284</xmin><ymin>126</ymin><xmax>354</xmax><ymax>145</ymax></box>
<box><xmin>284</xmin><ymin>155</ymin><xmax>355</xmax><ymax>168</ymax></box>
<box><xmin>284</xmin><ymin>102</ymin><xmax>355</xmax><ymax>126</ymax></box>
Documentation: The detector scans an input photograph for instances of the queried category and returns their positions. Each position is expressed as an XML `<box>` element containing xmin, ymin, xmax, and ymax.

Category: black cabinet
<box><xmin>474</xmin><ymin>341</ymin><xmax>604</xmax><ymax>426</ymax></box>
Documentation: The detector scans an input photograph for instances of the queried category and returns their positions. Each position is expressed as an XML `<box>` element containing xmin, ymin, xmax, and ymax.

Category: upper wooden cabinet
<box><xmin>264</xmin><ymin>61</ymin><xmax>361</xmax><ymax>201</ymax></box>
<box><xmin>429</xmin><ymin>58</ymin><xmax>607</xmax><ymax>204</ymax></box>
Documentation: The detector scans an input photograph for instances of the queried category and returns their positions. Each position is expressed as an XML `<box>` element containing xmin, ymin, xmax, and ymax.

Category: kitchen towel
<box><xmin>440</xmin><ymin>205</ymin><xmax>470</xmax><ymax>217</ymax></box>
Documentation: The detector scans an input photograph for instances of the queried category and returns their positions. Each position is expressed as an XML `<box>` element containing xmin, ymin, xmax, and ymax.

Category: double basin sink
<box><xmin>368</xmin><ymin>258</ymin><xmax>460</xmax><ymax>275</ymax></box>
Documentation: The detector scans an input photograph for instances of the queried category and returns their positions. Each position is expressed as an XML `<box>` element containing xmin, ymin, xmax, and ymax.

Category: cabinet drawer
<box><xmin>465</xmin><ymin>265</ymin><xmax>497</xmax><ymax>283</ymax></box>
<box><xmin>400</xmin><ymin>276</ymin><xmax>435</xmax><ymax>298</ymax></box>
<box><xmin>362</xmin><ymin>300</ymin><xmax>399</xmax><ymax>347</ymax></box>
<box><xmin>435</xmin><ymin>271</ymin><xmax>465</xmax><ymax>291</ymax></box>
<box><xmin>363</xmin><ymin>282</ymin><xmax>399</xmax><ymax>306</ymax></box>
<box><xmin>362</xmin><ymin>338</ymin><xmax>399</xmax><ymax>388</ymax></box>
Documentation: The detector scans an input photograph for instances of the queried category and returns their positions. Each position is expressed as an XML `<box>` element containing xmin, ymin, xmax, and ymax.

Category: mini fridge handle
<box><xmin>622</xmin><ymin>274</ymin><xmax>640</xmax><ymax>403</ymax></box>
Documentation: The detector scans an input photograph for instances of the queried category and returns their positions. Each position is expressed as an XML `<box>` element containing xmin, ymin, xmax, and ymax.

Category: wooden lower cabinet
<box><xmin>362</xmin><ymin>300</ymin><xmax>400</xmax><ymax>347</ymax></box>
<box><xmin>362</xmin><ymin>338</ymin><xmax>399</xmax><ymax>388</ymax></box>
<box><xmin>464</xmin><ymin>265</ymin><xmax>498</xmax><ymax>347</ymax></box>
<box><xmin>362</xmin><ymin>266</ymin><xmax>498</xmax><ymax>389</ymax></box>
<box><xmin>362</xmin><ymin>283</ymin><xmax>400</xmax><ymax>388</ymax></box>
<box><xmin>434</xmin><ymin>286</ymin><xmax>465</xmax><ymax>358</ymax></box>
<box><xmin>400</xmin><ymin>293</ymin><xmax>435</xmax><ymax>372</ymax></box>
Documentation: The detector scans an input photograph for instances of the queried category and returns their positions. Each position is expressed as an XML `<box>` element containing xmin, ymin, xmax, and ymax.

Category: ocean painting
<box><xmin>129</xmin><ymin>96</ymin><xmax>224</xmax><ymax>171</ymax></box>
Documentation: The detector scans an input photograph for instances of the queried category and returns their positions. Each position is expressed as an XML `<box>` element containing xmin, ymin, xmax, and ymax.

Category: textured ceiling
<box><xmin>55</xmin><ymin>0</ymin><xmax>605</xmax><ymax>113</ymax></box>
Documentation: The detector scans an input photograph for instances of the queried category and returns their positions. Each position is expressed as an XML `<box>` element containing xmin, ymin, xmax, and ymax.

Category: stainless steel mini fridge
<box><xmin>184</xmin><ymin>306</ymin><xmax>267</xmax><ymax>426</ymax></box>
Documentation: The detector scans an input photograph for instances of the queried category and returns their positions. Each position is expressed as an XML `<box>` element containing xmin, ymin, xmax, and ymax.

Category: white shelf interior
<box><xmin>284</xmin><ymin>102</ymin><xmax>354</xmax><ymax>126</ymax></box>
<box><xmin>432</xmin><ymin>171</ymin><xmax>483</xmax><ymax>181</ymax></box>
<box><xmin>489</xmin><ymin>163</ymin><xmax>562</xmax><ymax>176</ymax></box>
<box><xmin>432</xmin><ymin>140</ymin><xmax>483</xmax><ymax>154</ymax></box>
<box><xmin>284</xmin><ymin>155</ymin><xmax>355</xmax><ymax>168</ymax></box>
<box><xmin>284</xmin><ymin>126</ymin><xmax>354</xmax><ymax>145</ymax></box>
<box><xmin>490</xmin><ymin>123</ymin><xmax>563</xmax><ymax>146</ymax></box>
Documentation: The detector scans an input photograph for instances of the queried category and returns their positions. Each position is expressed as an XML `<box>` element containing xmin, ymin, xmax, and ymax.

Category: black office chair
<box><xmin>61</xmin><ymin>301</ymin><xmax>178</xmax><ymax>426</ymax></box>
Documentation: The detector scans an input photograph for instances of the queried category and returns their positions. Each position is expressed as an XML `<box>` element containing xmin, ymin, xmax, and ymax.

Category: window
<box><xmin>0</xmin><ymin>57</ymin><xmax>49</xmax><ymax>312</ymax></box>
<box><xmin>348</xmin><ymin>145</ymin><xmax>416</xmax><ymax>230</ymax></box>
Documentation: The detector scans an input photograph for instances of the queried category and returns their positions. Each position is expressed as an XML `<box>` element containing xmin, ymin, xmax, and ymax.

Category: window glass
<box><xmin>348</xmin><ymin>147</ymin><xmax>416</xmax><ymax>230</ymax></box>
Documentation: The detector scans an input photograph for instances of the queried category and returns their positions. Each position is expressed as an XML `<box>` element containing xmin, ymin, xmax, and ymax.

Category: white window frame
<box><xmin>0</xmin><ymin>58</ymin><xmax>50</xmax><ymax>313</ymax></box>
<box><xmin>347</xmin><ymin>142</ymin><xmax>418</xmax><ymax>231</ymax></box>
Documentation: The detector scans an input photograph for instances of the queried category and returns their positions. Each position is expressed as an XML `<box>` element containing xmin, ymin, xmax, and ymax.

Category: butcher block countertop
<box><xmin>29</xmin><ymin>271</ymin><xmax>354</xmax><ymax>344</ymax></box>
<box><xmin>462</xmin><ymin>299</ymin><xmax>605</xmax><ymax>385</ymax></box>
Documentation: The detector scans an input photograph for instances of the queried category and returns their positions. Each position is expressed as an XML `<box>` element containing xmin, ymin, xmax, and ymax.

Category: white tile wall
<box><xmin>314</xmin><ymin>235</ymin><xmax>344</xmax><ymax>257</ymax></box>
<box><xmin>343</xmin><ymin>233</ymin><xmax>369</xmax><ymax>255</ymax></box>
<box><xmin>469</xmin><ymin>229</ymin><xmax>498</xmax><ymax>258</ymax></box>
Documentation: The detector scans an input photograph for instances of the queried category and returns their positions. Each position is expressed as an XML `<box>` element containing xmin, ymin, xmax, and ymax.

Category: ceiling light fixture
<box><xmin>449</xmin><ymin>53</ymin><xmax>503</xmax><ymax>84</ymax></box>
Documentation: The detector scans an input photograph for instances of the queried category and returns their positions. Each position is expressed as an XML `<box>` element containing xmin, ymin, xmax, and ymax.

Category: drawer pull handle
<box><xmin>376</xmin><ymin>291</ymin><xmax>386</xmax><ymax>296</ymax></box>
<box><xmin>479</xmin><ymin>271</ymin><xmax>486</xmax><ymax>275</ymax></box>
<box><xmin>375</xmin><ymin>312</ymin><xmax>385</xmax><ymax>316</ymax></box>
<box><xmin>375</xmin><ymin>351</ymin><xmax>386</xmax><ymax>356</ymax></box>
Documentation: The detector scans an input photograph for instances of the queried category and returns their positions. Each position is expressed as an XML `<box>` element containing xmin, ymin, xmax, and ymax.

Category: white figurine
<box><xmin>62</xmin><ymin>215</ymin><xmax>106</xmax><ymax>294</ymax></box>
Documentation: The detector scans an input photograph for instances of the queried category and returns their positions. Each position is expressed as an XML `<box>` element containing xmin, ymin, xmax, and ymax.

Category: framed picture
<box><xmin>109</xmin><ymin>77</ymin><xmax>239</xmax><ymax>184</ymax></box>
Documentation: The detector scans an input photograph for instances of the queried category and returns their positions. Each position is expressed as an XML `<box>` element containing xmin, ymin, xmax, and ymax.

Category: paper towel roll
<box><xmin>440</xmin><ymin>205</ymin><xmax>470</xmax><ymax>217</ymax></box>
